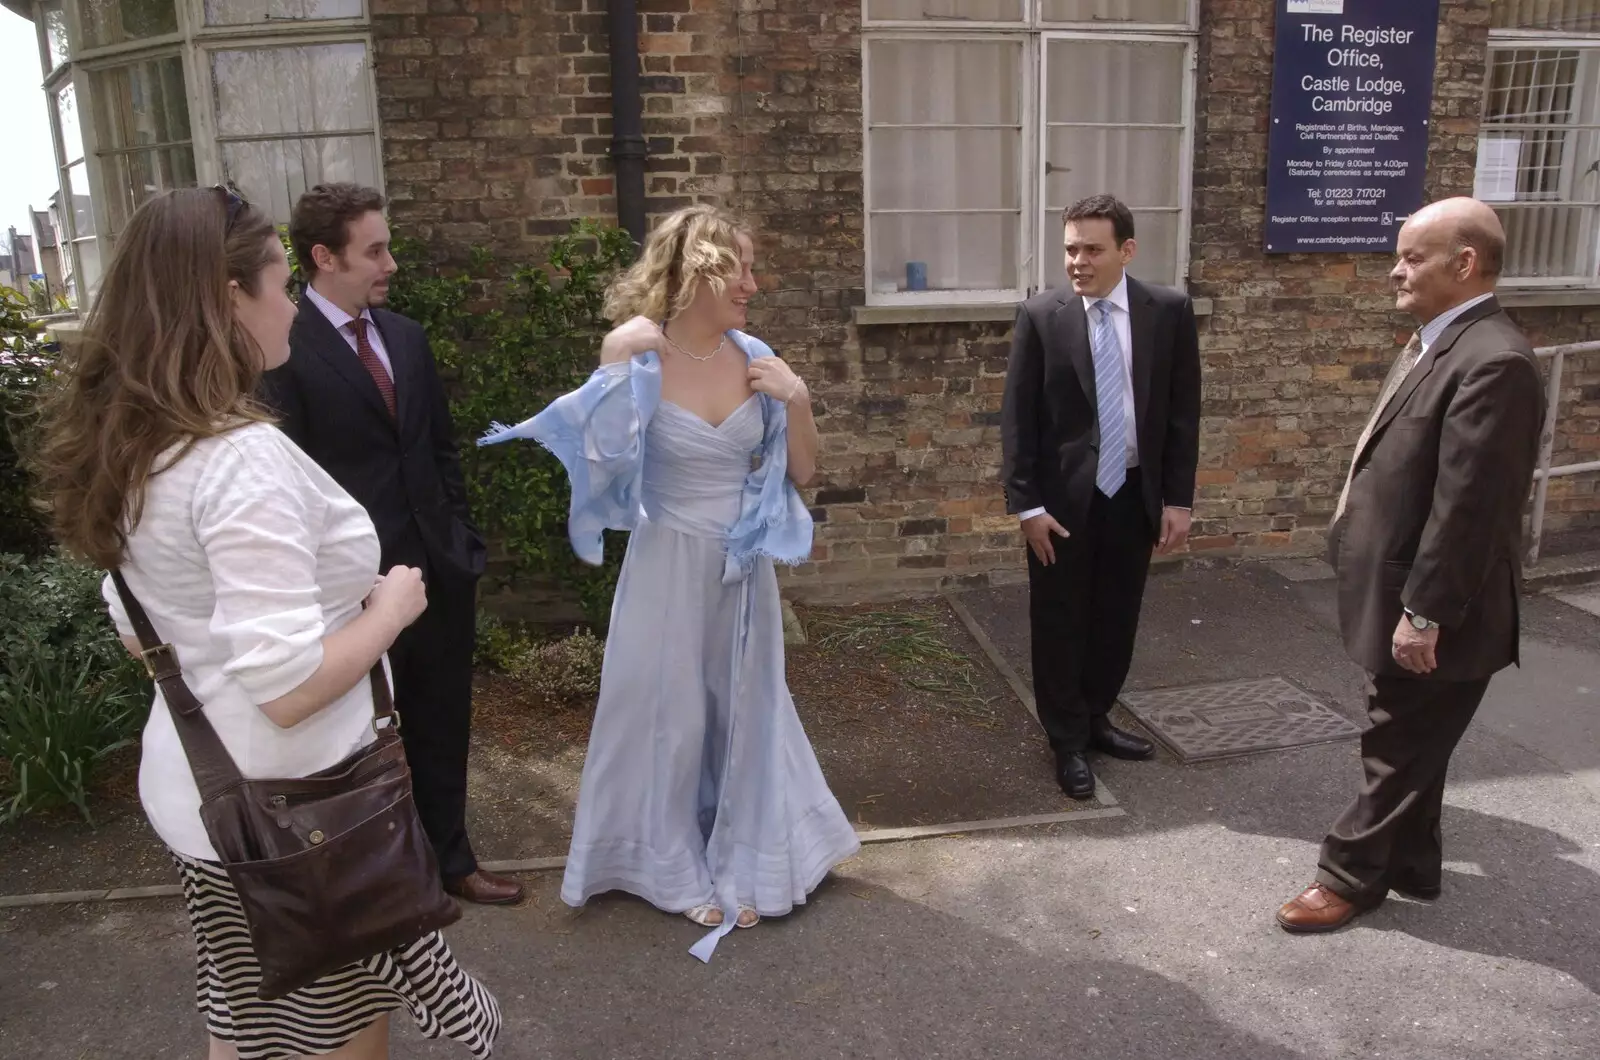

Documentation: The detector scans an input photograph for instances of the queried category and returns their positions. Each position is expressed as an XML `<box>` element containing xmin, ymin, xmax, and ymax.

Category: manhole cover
<box><xmin>1118</xmin><ymin>677</ymin><xmax>1361</xmax><ymax>762</ymax></box>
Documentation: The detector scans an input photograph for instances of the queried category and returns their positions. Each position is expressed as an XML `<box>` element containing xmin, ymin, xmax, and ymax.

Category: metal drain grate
<box><xmin>1118</xmin><ymin>676</ymin><xmax>1361</xmax><ymax>762</ymax></box>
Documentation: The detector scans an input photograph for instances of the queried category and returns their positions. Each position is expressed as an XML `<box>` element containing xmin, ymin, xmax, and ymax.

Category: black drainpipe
<box><xmin>607</xmin><ymin>0</ymin><xmax>648</xmax><ymax>246</ymax></box>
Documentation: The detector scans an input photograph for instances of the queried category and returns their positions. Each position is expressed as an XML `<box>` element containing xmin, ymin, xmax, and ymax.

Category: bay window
<box><xmin>26</xmin><ymin>0</ymin><xmax>381</xmax><ymax>305</ymax></box>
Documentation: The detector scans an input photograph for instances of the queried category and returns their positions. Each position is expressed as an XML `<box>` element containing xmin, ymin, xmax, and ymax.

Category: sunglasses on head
<box><xmin>212</xmin><ymin>184</ymin><xmax>247</xmax><ymax>229</ymax></box>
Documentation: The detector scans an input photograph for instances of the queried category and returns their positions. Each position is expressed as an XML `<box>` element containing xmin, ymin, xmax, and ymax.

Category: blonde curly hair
<box><xmin>603</xmin><ymin>204</ymin><xmax>750</xmax><ymax>324</ymax></box>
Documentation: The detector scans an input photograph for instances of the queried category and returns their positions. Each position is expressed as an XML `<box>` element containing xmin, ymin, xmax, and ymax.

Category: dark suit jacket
<box><xmin>1000</xmin><ymin>277</ymin><xmax>1202</xmax><ymax>537</ymax></box>
<box><xmin>1328</xmin><ymin>297</ymin><xmax>1544</xmax><ymax>681</ymax></box>
<box><xmin>261</xmin><ymin>296</ymin><xmax>487</xmax><ymax>584</ymax></box>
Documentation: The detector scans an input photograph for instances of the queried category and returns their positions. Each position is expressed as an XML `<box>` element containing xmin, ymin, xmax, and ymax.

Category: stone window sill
<box><xmin>1497</xmin><ymin>288</ymin><xmax>1600</xmax><ymax>309</ymax></box>
<box><xmin>852</xmin><ymin>297</ymin><xmax>1214</xmax><ymax>327</ymax></box>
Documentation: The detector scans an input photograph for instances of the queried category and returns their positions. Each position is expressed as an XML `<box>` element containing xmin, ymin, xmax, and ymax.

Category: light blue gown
<box><xmin>479</xmin><ymin>331</ymin><xmax>859</xmax><ymax>960</ymax></box>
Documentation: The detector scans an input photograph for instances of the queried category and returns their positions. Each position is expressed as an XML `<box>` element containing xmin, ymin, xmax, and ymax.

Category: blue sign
<box><xmin>1264</xmin><ymin>0</ymin><xmax>1442</xmax><ymax>254</ymax></box>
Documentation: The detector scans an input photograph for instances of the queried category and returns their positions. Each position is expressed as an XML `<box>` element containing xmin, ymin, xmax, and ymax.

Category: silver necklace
<box><xmin>662</xmin><ymin>330</ymin><xmax>725</xmax><ymax>362</ymax></box>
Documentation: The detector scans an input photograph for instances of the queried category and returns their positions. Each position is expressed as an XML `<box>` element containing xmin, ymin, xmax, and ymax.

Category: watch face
<box><xmin>1410</xmin><ymin>613</ymin><xmax>1428</xmax><ymax>629</ymax></box>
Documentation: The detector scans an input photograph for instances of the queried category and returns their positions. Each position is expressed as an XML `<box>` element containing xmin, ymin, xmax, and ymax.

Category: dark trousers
<box><xmin>1316</xmin><ymin>672</ymin><xmax>1491</xmax><ymax>904</ymax></box>
<box><xmin>389</xmin><ymin>562</ymin><xmax>479</xmax><ymax>880</ymax></box>
<box><xmin>1025</xmin><ymin>471</ymin><xmax>1155</xmax><ymax>755</ymax></box>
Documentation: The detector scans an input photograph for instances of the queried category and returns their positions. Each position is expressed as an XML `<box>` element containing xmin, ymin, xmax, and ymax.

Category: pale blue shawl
<box><xmin>477</xmin><ymin>330</ymin><xmax>812</xmax><ymax>583</ymax></box>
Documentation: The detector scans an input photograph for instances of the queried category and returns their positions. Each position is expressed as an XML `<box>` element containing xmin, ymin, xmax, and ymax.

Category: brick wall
<box><xmin>372</xmin><ymin>0</ymin><xmax>739</xmax><ymax>258</ymax></box>
<box><xmin>372</xmin><ymin>0</ymin><xmax>1600</xmax><ymax>605</ymax></box>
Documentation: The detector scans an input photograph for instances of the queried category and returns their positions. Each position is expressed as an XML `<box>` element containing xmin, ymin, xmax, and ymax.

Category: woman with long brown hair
<box><xmin>35</xmin><ymin>187</ymin><xmax>500</xmax><ymax>1059</ymax></box>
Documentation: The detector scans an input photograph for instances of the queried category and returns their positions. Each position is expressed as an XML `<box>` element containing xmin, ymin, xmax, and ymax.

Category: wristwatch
<box><xmin>1404</xmin><ymin>608</ymin><xmax>1438</xmax><ymax>631</ymax></box>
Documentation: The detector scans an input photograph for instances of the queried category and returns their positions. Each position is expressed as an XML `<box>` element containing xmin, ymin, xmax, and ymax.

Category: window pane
<box><xmin>1042</xmin><ymin>0</ymin><xmax>1190</xmax><ymax>22</ymax></box>
<box><xmin>869</xmin><ymin>39</ymin><xmax>1021</xmax><ymax>126</ymax></box>
<box><xmin>1045</xmin><ymin>127</ymin><xmax>1182</xmax><ymax>210</ymax></box>
<box><xmin>1043</xmin><ymin>209</ymin><xmax>1179</xmax><ymax>289</ymax></box>
<box><xmin>222</xmin><ymin>135</ymin><xmax>379</xmax><ymax>223</ymax></box>
<box><xmin>871</xmin><ymin>129</ymin><xmax>1020</xmax><ymax>211</ymax></box>
<box><xmin>866</xmin><ymin>0</ymin><xmax>1022</xmax><ymax>20</ymax></box>
<box><xmin>70</xmin><ymin>236</ymin><xmax>102</xmax><ymax>305</ymax></box>
<box><xmin>205</xmin><ymin>0</ymin><xmax>363</xmax><ymax>26</ymax></box>
<box><xmin>212</xmin><ymin>43</ymin><xmax>374</xmax><ymax>136</ymax></box>
<box><xmin>103</xmin><ymin>148</ymin><xmax>198</xmax><ymax>235</ymax></box>
<box><xmin>56</xmin><ymin>84</ymin><xmax>86</xmax><ymax>169</ymax></box>
<box><xmin>1492</xmin><ymin>0</ymin><xmax>1600</xmax><ymax>32</ymax></box>
<box><xmin>76</xmin><ymin>0</ymin><xmax>178</xmax><ymax>50</ymax></box>
<box><xmin>90</xmin><ymin>56</ymin><xmax>191</xmax><ymax>151</ymax></box>
<box><xmin>42</xmin><ymin>2</ymin><xmax>71</xmax><ymax>71</ymax></box>
<box><xmin>65</xmin><ymin>161</ymin><xmax>95</xmax><ymax>237</ymax></box>
<box><xmin>1046</xmin><ymin>38</ymin><xmax>1186</xmax><ymax>125</ymax></box>
<box><xmin>1498</xmin><ymin>206</ymin><xmax>1599</xmax><ymax>279</ymax></box>
<box><xmin>871</xmin><ymin>212</ymin><xmax>1018</xmax><ymax>294</ymax></box>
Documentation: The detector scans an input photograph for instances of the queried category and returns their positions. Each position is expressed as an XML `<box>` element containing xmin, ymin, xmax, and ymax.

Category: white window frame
<box><xmin>862</xmin><ymin>30</ymin><xmax>1033</xmax><ymax>307</ymax></box>
<box><xmin>1483</xmin><ymin>20</ymin><xmax>1600</xmax><ymax>288</ymax></box>
<box><xmin>29</xmin><ymin>0</ymin><xmax>383</xmax><ymax>304</ymax></box>
<box><xmin>861</xmin><ymin>0</ymin><xmax>1199</xmax><ymax>307</ymax></box>
<box><xmin>1036</xmin><ymin>30</ymin><xmax>1196</xmax><ymax>298</ymax></box>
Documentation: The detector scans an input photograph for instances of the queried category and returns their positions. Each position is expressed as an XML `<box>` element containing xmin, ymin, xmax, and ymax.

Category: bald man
<box><xmin>1278</xmin><ymin>198</ymin><xmax>1545</xmax><ymax>933</ymax></box>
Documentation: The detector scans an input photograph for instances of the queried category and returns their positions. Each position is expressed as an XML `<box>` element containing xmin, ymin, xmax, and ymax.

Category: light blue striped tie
<box><xmin>1090</xmin><ymin>300</ymin><xmax>1127</xmax><ymax>497</ymax></box>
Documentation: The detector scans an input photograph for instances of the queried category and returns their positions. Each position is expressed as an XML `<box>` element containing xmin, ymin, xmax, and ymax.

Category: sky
<box><xmin>0</xmin><ymin>8</ymin><xmax>61</xmax><ymax>257</ymax></box>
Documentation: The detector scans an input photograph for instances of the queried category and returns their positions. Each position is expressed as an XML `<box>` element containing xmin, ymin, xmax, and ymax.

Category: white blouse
<box><xmin>102</xmin><ymin>422</ymin><xmax>383</xmax><ymax>861</ymax></box>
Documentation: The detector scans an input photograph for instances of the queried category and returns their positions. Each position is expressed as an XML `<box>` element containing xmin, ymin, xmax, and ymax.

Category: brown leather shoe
<box><xmin>1276</xmin><ymin>883</ymin><xmax>1368</xmax><ymax>933</ymax></box>
<box><xmin>444</xmin><ymin>869</ymin><xmax>525</xmax><ymax>905</ymax></box>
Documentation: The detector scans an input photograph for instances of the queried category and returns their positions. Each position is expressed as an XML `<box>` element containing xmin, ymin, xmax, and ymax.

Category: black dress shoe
<box><xmin>1089</xmin><ymin>717</ymin><xmax>1155</xmax><ymax>760</ymax></box>
<box><xmin>1056</xmin><ymin>752</ymin><xmax>1096</xmax><ymax>800</ymax></box>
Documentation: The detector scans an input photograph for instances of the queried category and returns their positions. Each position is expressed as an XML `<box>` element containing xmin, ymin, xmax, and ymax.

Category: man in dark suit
<box><xmin>1001</xmin><ymin>194</ymin><xmax>1202</xmax><ymax>799</ymax></box>
<box><xmin>262</xmin><ymin>183</ymin><xmax>523</xmax><ymax>905</ymax></box>
<box><xmin>1278</xmin><ymin>197</ymin><xmax>1544</xmax><ymax>932</ymax></box>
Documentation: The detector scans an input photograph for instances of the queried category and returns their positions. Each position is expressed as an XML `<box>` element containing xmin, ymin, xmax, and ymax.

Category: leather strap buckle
<box><xmin>373</xmin><ymin>709</ymin><xmax>402</xmax><ymax>736</ymax></box>
<box><xmin>140</xmin><ymin>643</ymin><xmax>180</xmax><ymax>680</ymax></box>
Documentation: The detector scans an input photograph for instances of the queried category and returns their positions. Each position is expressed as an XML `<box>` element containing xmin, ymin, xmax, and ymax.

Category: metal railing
<box><xmin>1528</xmin><ymin>340</ymin><xmax>1600</xmax><ymax>566</ymax></box>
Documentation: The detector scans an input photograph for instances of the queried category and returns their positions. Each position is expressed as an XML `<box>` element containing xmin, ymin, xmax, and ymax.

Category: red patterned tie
<box><xmin>348</xmin><ymin>318</ymin><xmax>396</xmax><ymax>418</ymax></box>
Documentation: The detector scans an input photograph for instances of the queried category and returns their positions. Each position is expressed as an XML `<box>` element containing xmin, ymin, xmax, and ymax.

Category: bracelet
<box><xmin>785</xmin><ymin>377</ymin><xmax>804</xmax><ymax>404</ymax></box>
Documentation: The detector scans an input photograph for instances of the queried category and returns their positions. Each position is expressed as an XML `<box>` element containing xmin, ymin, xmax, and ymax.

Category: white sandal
<box><xmin>736</xmin><ymin>906</ymin><xmax>759</xmax><ymax>929</ymax></box>
<box><xmin>684</xmin><ymin>904</ymin><xmax>723</xmax><ymax>927</ymax></box>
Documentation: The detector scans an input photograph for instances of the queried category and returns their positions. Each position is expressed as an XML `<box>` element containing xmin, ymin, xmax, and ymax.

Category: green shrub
<box><xmin>0</xmin><ymin>552</ymin><xmax>148</xmax><ymax>822</ymax></box>
<box><xmin>0</xmin><ymin>286</ymin><xmax>55</xmax><ymax>558</ymax></box>
<box><xmin>509</xmin><ymin>628</ymin><xmax>606</xmax><ymax>702</ymax></box>
<box><xmin>474</xmin><ymin>608</ymin><xmax>535</xmax><ymax>673</ymax></box>
<box><xmin>0</xmin><ymin>654</ymin><xmax>141</xmax><ymax>823</ymax></box>
<box><xmin>386</xmin><ymin>222</ymin><xmax>636</xmax><ymax>626</ymax></box>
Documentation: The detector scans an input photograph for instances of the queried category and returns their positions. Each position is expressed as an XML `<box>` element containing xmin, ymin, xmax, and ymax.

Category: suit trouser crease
<box><xmin>1315</xmin><ymin>672</ymin><xmax>1490</xmax><ymax>903</ymax></box>
<box><xmin>390</xmin><ymin>564</ymin><xmax>480</xmax><ymax>879</ymax></box>
<box><xmin>1026</xmin><ymin>472</ymin><xmax>1154</xmax><ymax>754</ymax></box>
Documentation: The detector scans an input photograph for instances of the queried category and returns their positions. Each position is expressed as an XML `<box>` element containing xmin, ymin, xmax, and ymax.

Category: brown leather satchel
<box><xmin>111</xmin><ymin>572</ymin><xmax>461</xmax><ymax>1001</ymax></box>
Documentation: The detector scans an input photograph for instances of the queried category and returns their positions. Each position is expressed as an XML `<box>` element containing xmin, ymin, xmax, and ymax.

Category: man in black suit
<box><xmin>263</xmin><ymin>183</ymin><xmax>523</xmax><ymax>905</ymax></box>
<box><xmin>1001</xmin><ymin>194</ymin><xmax>1202</xmax><ymax>798</ymax></box>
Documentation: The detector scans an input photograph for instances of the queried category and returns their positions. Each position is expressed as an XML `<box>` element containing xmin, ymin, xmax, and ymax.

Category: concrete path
<box><xmin>1</xmin><ymin>563</ymin><xmax>1596</xmax><ymax>1059</ymax></box>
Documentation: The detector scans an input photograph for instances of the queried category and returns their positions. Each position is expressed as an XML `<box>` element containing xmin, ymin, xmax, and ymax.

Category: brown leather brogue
<box><xmin>445</xmin><ymin>869</ymin><xmax>525</xmax><ymax>905</ymax></box>
<box><xmin>1276</xmin><ymin>882</ymin><xmax>1368</xmax><ymax>933</ymax></box>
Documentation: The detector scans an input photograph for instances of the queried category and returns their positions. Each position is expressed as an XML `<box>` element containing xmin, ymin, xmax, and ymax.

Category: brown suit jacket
<box><xmin>1328</xmin><ymin>297</ymin><xmax>1544</xmax><ymax>681</ymax></box>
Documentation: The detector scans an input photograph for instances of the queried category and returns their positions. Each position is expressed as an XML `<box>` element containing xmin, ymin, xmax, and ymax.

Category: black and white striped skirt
<box><xmin>174</xmin><ymin>854</ymin><xmax>501</xmax><ymax>1059</ymax></box>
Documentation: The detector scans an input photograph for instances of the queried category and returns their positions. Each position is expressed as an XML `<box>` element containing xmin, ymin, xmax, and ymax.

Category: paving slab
<box><xmin>1552</xmin><ymin>585</ymin><xmax>1600</xmax><ymax>619</ymax></box>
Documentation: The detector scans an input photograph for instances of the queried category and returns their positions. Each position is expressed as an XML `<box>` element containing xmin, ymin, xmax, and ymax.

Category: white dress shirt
<box><xmin>1419</xmin><ymin>291</ymin><xmax>1495</xmax><ymax>356</ymax></box>
<box><xmin>1019</xmin><ymin>273</ymin><xmax>1143</xmax><ymax>523</ymax></box>
<box><xmin>304</xmin><ymin>283</ymin><xmax>393</xmax><ymax>379</ymax></box>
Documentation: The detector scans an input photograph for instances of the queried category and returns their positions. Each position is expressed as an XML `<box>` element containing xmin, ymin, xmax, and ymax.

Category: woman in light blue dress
<box><xmin>480</xmin><ymin>205</ymin><xmax>859</xmax><ymax>960</ymax></box>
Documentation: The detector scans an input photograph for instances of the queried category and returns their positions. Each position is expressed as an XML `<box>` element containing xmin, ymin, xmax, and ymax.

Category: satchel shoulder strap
<box><xmin>111</xmin><ymin>570</ymin><xmax>240</xmax><ymax>799</ymax></box>
<box><xmin>110</xmin><ymin>571</ymin><xmax>397</xmax><ymax>802</ymax></box>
